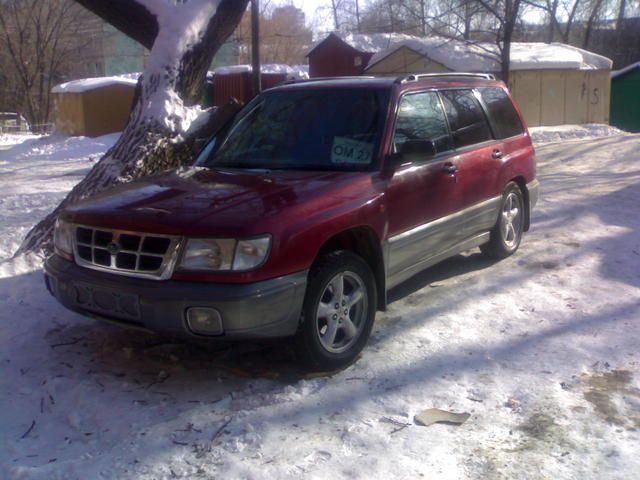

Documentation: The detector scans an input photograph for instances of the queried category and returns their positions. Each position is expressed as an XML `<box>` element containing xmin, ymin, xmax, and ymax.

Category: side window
<box><xmin>393</xmin><ymin>91</ymin><xmax>453</xmax><ymax>155</ymax></box>
<box><xmin>440</xmin><ymin>89</ymin><xmax>493</xmax><ymax>148</ymax></box>
<box><xmin>478</xmin><ymin>87</ymin><xmax>524</xmax><ymax>139</ymax></box>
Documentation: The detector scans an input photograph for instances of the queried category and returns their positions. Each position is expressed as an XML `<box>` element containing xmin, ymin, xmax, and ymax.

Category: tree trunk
<box><xmin>500</xmin><ymin>0</ymin><xmax>521</xmax><ymax>86</ymax></box>
<box><xmin>330</xmin><ymin>0</ymin><xmax>340</xmax><ymax>31</ymax></box>
<box><xmin>583</xmin><ymin>0</ymin><xmax>604</xmax><ymax>49</ymax></box>
<box><xmin>16</xmin><ymin>0</ymin><xmax>249</xmax><ymax>256</ymax></box>
<box><xmin>562</xmin><ymin>0</ymin><xmax>579</xmax><ymax>43</ymax></box>
<box><xmin>463</xmin><ymin>1</ymin><xmax>472</xmax><ymax>40</ymax></box>
<box><xmin>546</xmin><ymin>0</ymin><xmax>559</xmax><ymax>43</ymax></box>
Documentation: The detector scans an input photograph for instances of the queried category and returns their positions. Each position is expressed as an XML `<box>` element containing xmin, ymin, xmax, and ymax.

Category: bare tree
<box><xmin>470</xmin><ymin>0</ymin><xmax>523</xmax><ymax>83</ymax></box>
<box><xmin>0</xmin><ymin>0</ymin><xmax>90</xmax><ymax>132</ymax></box>
<box><xmin>330</xmin><ymin>0</ymin><xmax>342</xmax><ymax>30</ymax></box>
<box><xmin>236</xmin><ymin>4</ymin><xmax>312</xmax><ymax>65</ymax></box>
<box><xmin>525</xmin><ymin>0</ymin><xmax>580</xmax><ymax>42</ymax></box>
<box><xmin>583</xmin><ymin>0</ymin><xmax>606</xmax><ymax>48</ymax></box>
<box><xmin>325</xmin><ymin>0</ymin><xmax>367</xmax><ymax>33</ymax></box>
<box><xmin>18</xmin><ymin>0</ymin><xmax>249</xmax><ymax>255</ymax></box>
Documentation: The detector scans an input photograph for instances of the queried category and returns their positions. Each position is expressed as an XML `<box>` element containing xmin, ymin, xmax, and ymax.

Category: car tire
<box><xmin>481</xmin><ymin>182</ymin><xmax>525</xmax><ymax>259</ymax></box>
<box><xmin>295</xmin><ymin>250</ymin><xmax>377</xmax><ymax>372</ymax></box>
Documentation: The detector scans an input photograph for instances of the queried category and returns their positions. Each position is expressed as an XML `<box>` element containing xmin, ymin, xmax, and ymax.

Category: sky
<box><xmin>274</xmin><ymin>0</ymin><xmax>337</xmax><ymax>33</ymax></box>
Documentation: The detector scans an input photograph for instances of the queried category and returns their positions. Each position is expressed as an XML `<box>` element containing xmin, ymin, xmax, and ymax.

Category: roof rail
<box><xmin>395</xmin><ymin>72</ymin><xmax>496</xmax><ymax>84</ymax></box>
<box><xmin>278</xmin><ymin>76</ymin><xmax>377</xmax><ymax>86</ymax></box>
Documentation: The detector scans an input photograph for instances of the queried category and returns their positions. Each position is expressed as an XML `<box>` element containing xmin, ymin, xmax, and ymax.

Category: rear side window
<box><xmin>440</xmin><ymin>89</ymin><xmax>492</xmax><ymax>148</ymax></box>
<box><xmin>393</xmin><ymin>91</ymin><xmax>453</xmax><ymax>154</ymax></box>
<box><xmin>478</xmin><ymin>87</ymin><xmax>524</xmax><ymax>139</ymax></box>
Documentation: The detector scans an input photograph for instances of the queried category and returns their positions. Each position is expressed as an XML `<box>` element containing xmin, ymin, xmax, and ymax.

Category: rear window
<box><xmin>478</xmin><ymin>87</ymin><xmax>524</xmax><ymax>139</ymax></box>
<box><xmin>440</xmin><ymin>89</ymin><xmax>493</xmax><ymax>148</ymax></box>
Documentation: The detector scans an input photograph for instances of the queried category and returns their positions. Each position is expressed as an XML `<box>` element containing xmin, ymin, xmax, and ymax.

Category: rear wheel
<box><xmin>481</xmin><ymin>182</ymin><xmax>525</xmax><ymax>259</ymax></box>
<box><xmin>296</xmin><ymin>251</ymin><xmax>376</xmax><ymax>372</ymax></box>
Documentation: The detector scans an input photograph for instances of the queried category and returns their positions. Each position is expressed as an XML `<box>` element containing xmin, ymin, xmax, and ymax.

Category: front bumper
<box><xmin>44</xmin><ymin>255</ymin><xmax>307</xmax><ymax>340</ymax></box>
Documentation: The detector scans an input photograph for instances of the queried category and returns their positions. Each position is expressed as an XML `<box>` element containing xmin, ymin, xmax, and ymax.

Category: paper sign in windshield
<box><xmin>331</xmin><ymin>137</ymin><xmax>374</xmax><ymax>165</ymax></box>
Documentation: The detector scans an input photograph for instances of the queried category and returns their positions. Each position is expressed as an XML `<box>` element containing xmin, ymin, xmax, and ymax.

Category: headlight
<box><xmin>178</xmin><ymin>236</ymin><xmax>271</xmax><ymax>272</ymax></box>
<box><xmin>233</xmin><ymin>237</ymin><xmax>271</xmax><ymax>270</ymax></box>
<box><xmin>54</xmin><ymin>218</ymin><xmax>74</xmax><ymax>258</ymax></box>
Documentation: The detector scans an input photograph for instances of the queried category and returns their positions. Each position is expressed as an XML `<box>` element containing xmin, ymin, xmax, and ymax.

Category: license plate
<box><xmin>73</xmin><ymin>282</ymin><xmax>140</xmax><ymax>320</ymax></box>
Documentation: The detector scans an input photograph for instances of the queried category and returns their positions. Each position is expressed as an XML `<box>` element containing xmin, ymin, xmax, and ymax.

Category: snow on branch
<box><xmin>132</xmin><ymin>0</ymin><xmax>222</xmax><ymax>136</ymax></box>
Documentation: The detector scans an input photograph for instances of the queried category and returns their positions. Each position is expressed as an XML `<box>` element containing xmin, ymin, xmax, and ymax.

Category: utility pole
<box><xmin>251</xmin><ymin>0</ymin><xmax>261</xmax><ymax>95</ymax></box>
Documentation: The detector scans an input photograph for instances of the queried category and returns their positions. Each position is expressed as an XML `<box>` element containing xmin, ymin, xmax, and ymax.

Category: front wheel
<box><xmin>481</xmin><ymin>182</ymin><xmax>525</xmax><ymax>259</ymax></box>
<box><xmin>295</xmin><ymin>251</ymin><xmax>377</xmax><ymax>372</ymax></box>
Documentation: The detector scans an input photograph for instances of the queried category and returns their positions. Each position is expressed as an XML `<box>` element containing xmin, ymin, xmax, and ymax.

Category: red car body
<box><xmin>44</xmin><ymin>74</ymin><xmax>539</xmax><ymax>362</ymax></box>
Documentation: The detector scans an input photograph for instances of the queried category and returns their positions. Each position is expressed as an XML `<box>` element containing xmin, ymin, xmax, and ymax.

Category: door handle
<box><xmin>492</xmin><ymin>149</ymin><xmax>503</xmax><ymax>159</ymax></box>
<box><xmin>442</xmin><ymin>162</ymin><xmax>458</xmax><ymax>174</ymax></box>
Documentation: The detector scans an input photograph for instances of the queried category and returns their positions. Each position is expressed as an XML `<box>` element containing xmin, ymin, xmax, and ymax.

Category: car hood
<box><xmin>64</xmin><ymin>167</ymin><xmax>373</xmax><ymax>236</ymax></box>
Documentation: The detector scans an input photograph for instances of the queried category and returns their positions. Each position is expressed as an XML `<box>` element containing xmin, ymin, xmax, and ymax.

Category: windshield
<box><xmin>197</xmin><ymin>88</ymin><xmax>390</xmax><ymax>171</ymax></box>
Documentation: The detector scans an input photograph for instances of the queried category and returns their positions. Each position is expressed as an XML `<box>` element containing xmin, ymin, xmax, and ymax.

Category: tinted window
<box><xmin>393</xmin><ymin>91</ymin><xmax>453</xmax><ymax>154</ymax></box>
<box><xmin>478</xmin><ymin>87</ymin><xmax>524</xmax><ymax>139</ymax></box>
<box><xmin>440</xmin><ymin>89</ymin><xmax>492</xmax><ymax>148</ymax></box>
<box><xmin>200</xmin><ymin>88</ymin><xmax>390</xmax><ymax>171</ymax></box>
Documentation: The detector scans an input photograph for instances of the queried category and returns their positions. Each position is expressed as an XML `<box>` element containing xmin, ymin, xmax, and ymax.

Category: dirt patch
<box><xmin>582</xmin><ymin>370</ymin><xmax>640</xmax><ymax>429</ymax></box>
<box><xmin>518</xmin><ymin>412</ymin><xmax>558</xmax><ymax>440</ymax></box>
<box><xmin>523</xmin><ymin>260</ymin><xmax>561</xmax><ymax>270</ymax></box>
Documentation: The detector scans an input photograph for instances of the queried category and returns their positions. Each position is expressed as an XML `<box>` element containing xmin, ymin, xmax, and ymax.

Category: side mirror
<box><xmin>400</xmin><ymin>139</ymin><xmax>437</xmax><ymax>158</ymax></box>
<box><xmin>385</xmin><ymin>140</ymin><xmax>437</xmax><ymax>170</ymax></box>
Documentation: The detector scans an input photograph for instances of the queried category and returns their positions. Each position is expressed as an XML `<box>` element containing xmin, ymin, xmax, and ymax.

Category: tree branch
<box><xmin>73</xmin><ymin>0</ymin><xmax>158</xmax><ymax>49</ymax></box>
<box><xmin>177</xmin><ymin>0</ymin><xmax>250</xmax><ymax>105</ymax></box>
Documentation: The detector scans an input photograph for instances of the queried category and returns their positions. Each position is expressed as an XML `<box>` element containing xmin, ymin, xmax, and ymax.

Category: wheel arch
<box><xmin>316</xmin><ymin>226</ymin><xmax>387</xmax><ymax>311</ymax></box>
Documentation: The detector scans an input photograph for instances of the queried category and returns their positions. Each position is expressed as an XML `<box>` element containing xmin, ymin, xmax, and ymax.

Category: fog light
<box><xmin>186</xmin><ymin>307</ymin><xmax>224</xmax><ymax>336</ymax></box>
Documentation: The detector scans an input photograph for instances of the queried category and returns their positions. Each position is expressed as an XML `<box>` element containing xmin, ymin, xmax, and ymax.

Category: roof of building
<box><xmin>611</xmin><ymin>61</ymin><xmax>640</xmax><ymax>79</ymax></box>
<box><xmin>307</xmin><ymin>32</ymin><xmax>418</xmax><ymax>56</ymax></box>
<box><xmin>366</xmin><ymin>37</ymin><xmax>612</xmax><ymax>71</ymax></box>
<box><xmin>52</xmin><ymin>75</ymin><xmax>139</xmax><ymax>94</ymax></box>
<box><xmin>211</xmin><ymin>64</ymin><xmax>309</xmax><ymax>79</ymax></box>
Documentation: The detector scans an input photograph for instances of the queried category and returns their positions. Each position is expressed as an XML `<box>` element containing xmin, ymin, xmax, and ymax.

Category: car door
<box><xmin>439</xmin><ymin>88</ymin><xmax>503</xmax><ymax>240</ymax></box>
<box><xmin>384</xmin><ymin>90</ymin><xmax>464</xmax><ymax>288</ymax></box>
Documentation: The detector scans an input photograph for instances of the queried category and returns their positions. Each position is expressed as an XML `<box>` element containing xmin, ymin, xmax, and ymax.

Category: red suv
<box><xmin>45</xmin><ymin>73</ymin><xmax>539</xmax><ymax>371</ymax></box>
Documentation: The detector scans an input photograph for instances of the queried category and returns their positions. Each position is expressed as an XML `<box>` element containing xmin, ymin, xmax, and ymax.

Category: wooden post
<box><xmin>251</xmin><ymin>0</ymin><xmax>261</xmax><ymax>95</ymax></box>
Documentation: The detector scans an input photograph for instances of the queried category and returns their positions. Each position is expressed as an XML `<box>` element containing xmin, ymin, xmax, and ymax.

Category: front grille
<box><xmin>73</xmin><ymin>226</ymin><xmax>181</xmax><ymax>280</ymax></box>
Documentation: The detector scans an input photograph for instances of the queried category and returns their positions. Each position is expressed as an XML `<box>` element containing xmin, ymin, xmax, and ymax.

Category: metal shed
<box><xmin>52</xmin><ymin>77</ymin><xmax>137</xmax><ymax>137</ymax></box>
<box><xmin>365</xmin><ymin>38</ymin><xmax>613</xmax><ymax>127</ymax></box>
<box><xmin>208</xmin><ymin>65</ymin><xmax>308</xmax><ymax>107</ymax></box>
<box><xmin>610</xmin><ymin>62</ymin><xmax>640</xmax><ymax>132</ymax></box>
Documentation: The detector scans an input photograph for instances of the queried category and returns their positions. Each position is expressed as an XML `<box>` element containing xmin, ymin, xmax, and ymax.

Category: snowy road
<box><xmin>1</xmin><ymin>133</ymin><xmax>639</xmax><ymax>479</ymax></box>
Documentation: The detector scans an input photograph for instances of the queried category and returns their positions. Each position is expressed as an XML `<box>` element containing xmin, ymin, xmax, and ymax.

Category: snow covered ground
<box><xmin>529</xmin><ymin>124</ymin><xmax>626</xmax><ymax>145</ymax></box>
<box><xmin>0</xmin><ymin>133</ymin><xmax>42</xmax><ymax>149</ymax></box>
<box><xmin>1</xmin><ymin>129</ymin><xmax>639</xmax><ymax>479</ymax></box>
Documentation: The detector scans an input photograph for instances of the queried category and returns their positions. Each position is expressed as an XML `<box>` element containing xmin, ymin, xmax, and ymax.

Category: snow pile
<box><xmin>0</xmin><ymin>133</ymin><xmax>119</xmax><ymax>268</ymax></box>
<box><xmin>0</xmin><ymin>133</ymin><xmax>41</xmax><ymax>148</ymax></box>
<box><xmin>367</xmin><ymin>37</ymin><xmax>613</xmax><ymax>72</ymax></box>
<box><xmin>51</xmin><ymin>77</ymin><xmax>138</xmax><ymax>94</ymax></box>
<box><xmin>529</xmin><ymin>124</ymin><xmax>627</xmax><ymax>144</ymax></box>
